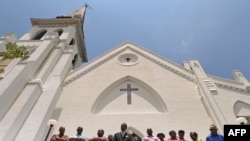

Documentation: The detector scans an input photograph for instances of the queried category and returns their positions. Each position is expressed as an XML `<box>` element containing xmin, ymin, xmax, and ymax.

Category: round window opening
<box><xmin>117</xmin><ymin>53</ymin><xmax>139</xmax><ymax>66</ymax></box>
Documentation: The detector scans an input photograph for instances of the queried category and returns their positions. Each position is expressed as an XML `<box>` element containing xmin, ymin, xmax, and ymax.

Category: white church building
<box><xmin>0</xmin><ymin>5</ymin><xmax>250</xmax><ymax>141</ymax></box>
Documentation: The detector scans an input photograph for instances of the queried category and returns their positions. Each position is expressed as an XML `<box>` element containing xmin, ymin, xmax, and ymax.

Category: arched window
<box><xmin>72</xmin><ymin>54</ymin><xmax>78</xmax><ymax>66</ymax></box>
<box><xmin>54</xmin><ymin>29</ymin><xmax>63</xmax><ymax>36</ymax></box>
<box><xmin>69</xmin><ymin>38</ymin><xmax>75</xmax><ymax>45</ymax></box>
<box><xmin>32</xmin><ymin>29</ymin><xmax>47</xmax><ymax>40</ymax></box>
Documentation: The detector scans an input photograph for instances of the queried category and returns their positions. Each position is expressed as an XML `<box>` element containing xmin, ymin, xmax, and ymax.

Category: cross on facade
<box><xmin>120</xmin><ymin>84</ymin><xmax>139</xmax><ymax>104</ymax></box>
<box><xmin>124</xmin><ymin>57</ymin><xmax>131</xmax><ymax>62</ymax></box>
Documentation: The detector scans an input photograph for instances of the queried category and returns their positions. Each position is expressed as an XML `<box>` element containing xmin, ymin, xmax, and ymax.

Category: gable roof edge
<box><xmin>64</xmin><ymin>41</ymin><xmax>197</xmax><ymax>86</ymax></box>
<box><xmin>208</xmin><ymin>74</ymin><xmax>248</xmax><ymax>92</ymax></box>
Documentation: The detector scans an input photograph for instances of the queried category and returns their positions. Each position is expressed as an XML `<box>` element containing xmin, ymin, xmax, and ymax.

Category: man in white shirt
<box><xmin>70</xmin><ymin>126</ymin><xmax>86</xmax><ymax>141</ymax></box>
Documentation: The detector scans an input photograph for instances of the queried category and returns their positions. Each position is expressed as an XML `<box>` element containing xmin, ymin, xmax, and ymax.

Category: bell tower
<box><xmin>22</xmin><ymin>4</ymin><xmax>88</xmax><ymax>65</ymax></box>
<box><xmin>0</xmin><ymin>4</ymin><xmax>88</xmax><ymax>141</ymax></box>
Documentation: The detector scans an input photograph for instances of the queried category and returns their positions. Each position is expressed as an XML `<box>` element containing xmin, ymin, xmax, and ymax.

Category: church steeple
<box><xmin>0</xmin><ymin>5</ymin><xmax>89</xmax><ymax>141</ymax></box>
<box><xmin>30</xmin><ymin>4</ymin><xmax>89</xmax><ymax>62</ymax></box>
<box><xmin>68</xmin><ymin>3</ymin><xmax>88</xmax><ymax>26</ymax></box>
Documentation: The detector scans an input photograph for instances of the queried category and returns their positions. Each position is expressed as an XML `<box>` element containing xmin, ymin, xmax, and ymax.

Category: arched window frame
<box><xmin>54</xmin><ymin>29</ymin><xmax>64</xmax><ymax>36</ymax></box>
<box><xmin>31</xmin><ymin>29</ymin><xmax>47</xmax><ymax>40</ymax></box>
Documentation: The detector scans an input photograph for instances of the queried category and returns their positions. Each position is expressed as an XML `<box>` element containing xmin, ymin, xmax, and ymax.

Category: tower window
<box><xmin>72</xmin><ymin>54</ymin><xmax>78</xmax><ymax>66</ymax></box>
<box><xmin>69</xmin><ymin>38</ymin><xmax>75</xmax><ymax>45</ymax></box>
<box><xmin>55</xmin><ymin>29</ymin><xmax>63</xmax><ymax>36</ymax></box>
<box><xmin>32</xmin><ymin>29</ymin><xmax>47</xmax><ymax>40</ymax></box>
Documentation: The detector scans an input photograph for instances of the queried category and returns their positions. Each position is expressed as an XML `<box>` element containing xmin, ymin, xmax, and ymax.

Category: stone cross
<box><xmin>124</xmin><ymin>57</ymin><xmax>131</xmax><ymax>62</ymax></box>
<box><xmin>120</xmin><ymin>84</ymin><xmax>138</xmax><ymax>104</ymax></box>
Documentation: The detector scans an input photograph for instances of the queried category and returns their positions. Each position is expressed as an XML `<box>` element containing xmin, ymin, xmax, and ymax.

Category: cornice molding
<box><xmin>64</xmin><ymin>45</ymin><xmax>196</xmax><ymax>86</ymax></box>
<box><xmin>208</xmin><ymin>75</ymin><xmax>248</xmax><ymax>92</ymax></box>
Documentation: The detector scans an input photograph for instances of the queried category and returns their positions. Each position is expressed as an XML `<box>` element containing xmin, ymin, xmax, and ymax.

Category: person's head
<box><xmin>108</xmin><ymin>134</ymin><xmax>113</xmax><ymax>141</ymax></box>
<box><xmin>76</xmin><ymin>126</ymin><xmax>83</xmax><ymax>135</ymax></box>
<box><xmin>59</xmin><ymin>126</ymin><xmax>66</xmax><ymax>135</ymax></box>
<box><xmin>168</xmin><ymin>130</ymin><xmax>177</xmax><ymax>139</ymax></box>
<box><xmin>178</xmin><ymin>130</ymin><xmax>185</xmax><ymax>139</ymax></box>
<box><xmin>146</xmin><ymin>128</ymin><xmax>153</xmax><ymax>136</ymax></box>
<box><xmin>189</xmin><ymin>132</ymin><xmax>198</xmax><ymax>141</ymax></box>
<box><xmin>120</xmin><ymin>122</ymin><xmax>127</xmax><ymax>132</ymax></box>
<box><xmin>97</xmin><ymin>129</ymin><xmax>105</xmax><ymax>137</ymax></box>
<box><xmin>209</xmin><ymin>124</ymin><xmax>218</xmax><ymax>135</ymax></box>
<box><xmin>157</xmin><ymin>133</ymin><xmax>165</xmax><ymax>141</ymax></box>
<box><xmin>133</xmin><ymin>136</ymin><xmax>139</xmax><ymax>141</ymax></box>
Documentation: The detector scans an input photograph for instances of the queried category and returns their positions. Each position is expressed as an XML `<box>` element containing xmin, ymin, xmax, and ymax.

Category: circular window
<box><xmin>117</xmin><ymin>53</ymin><xmax>139</xmax><ymax>66</ymax></box>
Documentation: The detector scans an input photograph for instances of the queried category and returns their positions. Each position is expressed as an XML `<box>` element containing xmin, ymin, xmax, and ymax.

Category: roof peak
<box><xmin>68</xmin><ymin>4</ymin><xmax>89</xmax><ymax>20</ymax></box>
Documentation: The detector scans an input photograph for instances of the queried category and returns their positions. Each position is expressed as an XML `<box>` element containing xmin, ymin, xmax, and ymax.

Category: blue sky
<box><xmin>0</xmin><ymin>0</ymin><xmax>249</xmax><ymax>80</ymax></box>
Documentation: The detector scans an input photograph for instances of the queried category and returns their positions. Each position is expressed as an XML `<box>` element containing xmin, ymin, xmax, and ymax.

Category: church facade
<box><xmin>0</xmin><ymin>5</ymin><xmax>250</xmax><ymax>141</ymax></box>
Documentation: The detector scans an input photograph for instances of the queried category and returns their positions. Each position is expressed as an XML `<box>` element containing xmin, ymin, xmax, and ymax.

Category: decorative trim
<box><xmin>91</xmin><ymin>75</ymin><xmax>167</xmax><ymax>114</ymax></box>
<box><xmin>208</xmin><ymin>75</ymin><xmax>248</xmax><ymax>92</ymax></box>
<box><xmin>117</xmin><ymin>53</ymin><xmax>140</xmax><ymax>66</ymax></box>
<box><xmin>64</xmin><ymin>48</ymin><xmax>126</xmax><ymax>86</ymax></box>
<box><xmin>204</xmin><ymin>79</ymin><xmax>217</xmax><ymax>92</ymax></box>
<box><xmin>64</xmin><ymin>45</ymin><xmax>196</xmax><ymax>86</ymax></box>
<box><xmin>29</xmin><ymin>79</ymin><xmax>44</xmax><ymax>91</ymax></box>
<box><xmin>128</xmin><ymin>47</ymin><xmax>195</xmax><ymax>82</ymax></box>
<box><xmin>215</xmin><ymin>82</ymin><xmax>246</xmax><ymax>92</ymax></box>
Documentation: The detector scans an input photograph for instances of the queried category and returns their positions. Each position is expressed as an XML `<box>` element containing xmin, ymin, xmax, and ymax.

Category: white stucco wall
<box><xmin>54</xmin><ymin>45</ymin><xmax>213</xmax><ymax>140</ymax></box>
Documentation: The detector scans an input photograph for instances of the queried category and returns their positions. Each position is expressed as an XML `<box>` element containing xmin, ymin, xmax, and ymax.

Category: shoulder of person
<box><xmin>219</xmin><ymin>134</ymin><xmax>224</xmax><ymax>139</ymax></box>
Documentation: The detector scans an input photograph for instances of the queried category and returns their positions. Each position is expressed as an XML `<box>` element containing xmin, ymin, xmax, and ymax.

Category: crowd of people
<box><xmin>49</xmin><ymin>123</ymin><xmax>224</xmax><ymax>141</ymax></box>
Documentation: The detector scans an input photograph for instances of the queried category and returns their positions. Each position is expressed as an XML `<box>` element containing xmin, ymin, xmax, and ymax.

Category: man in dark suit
<box><xmin>113</xmin><ymin>123</ymin><xmax>133</xmax><ymax>141</ymax></box>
